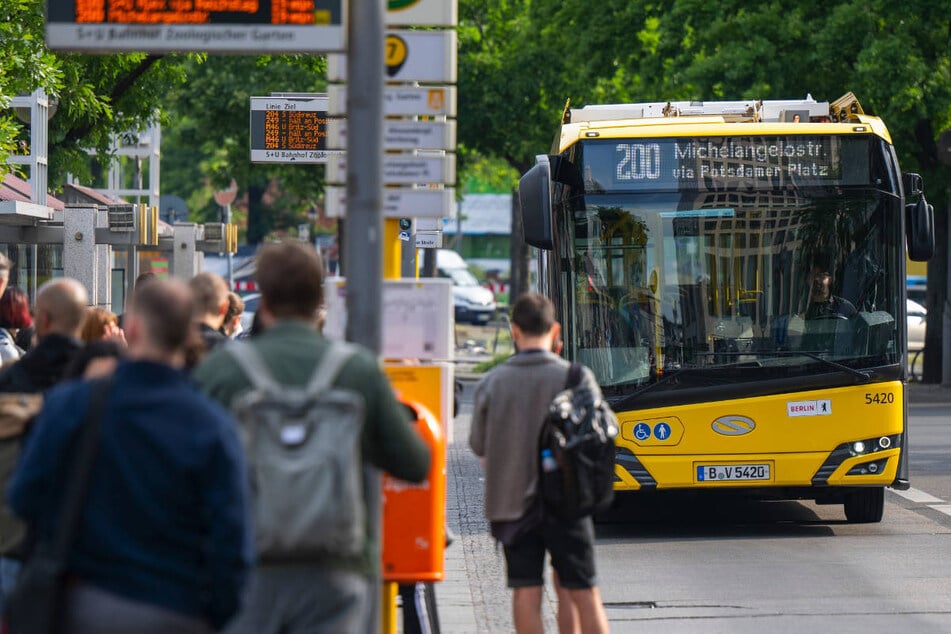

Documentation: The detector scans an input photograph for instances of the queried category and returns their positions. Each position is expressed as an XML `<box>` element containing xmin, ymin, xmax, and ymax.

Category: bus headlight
<box><xmin>852</xmin><ymin>441</ymin><xmax>866</xmax><ymax>455</ymax></box>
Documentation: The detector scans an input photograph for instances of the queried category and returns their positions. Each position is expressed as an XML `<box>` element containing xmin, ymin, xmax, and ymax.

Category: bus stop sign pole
<box><xmin>345</xmin><ymin>0</ymin><xmax>385</xmax><ymax>631</ymax></box>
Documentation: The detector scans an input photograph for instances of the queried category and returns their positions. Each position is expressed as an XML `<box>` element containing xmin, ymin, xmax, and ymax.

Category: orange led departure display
<box><xmin>70</xmin><ymin>0</ymin><xmax>320</xmax><ymax>25</ymax></box>
<box><xmin>47</xmin><ymin>0</ymin><xmax>343</xmax><ymax>53</ymax></box>
<box><xmin>249</xmin><ymin>97</ymin><xmax>332</xmax><ymax>163</ymax></box>
<box><xmin>262</xmin><ymin>110</ymin><xmax>327</xmax><ymax>150</ymax></box>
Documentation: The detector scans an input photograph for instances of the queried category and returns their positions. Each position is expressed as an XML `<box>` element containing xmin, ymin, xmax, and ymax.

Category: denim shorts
<box><xmin>501</xmin><ymin>514</ymin><xmax>597</xmax><ymax>590</ymax></box>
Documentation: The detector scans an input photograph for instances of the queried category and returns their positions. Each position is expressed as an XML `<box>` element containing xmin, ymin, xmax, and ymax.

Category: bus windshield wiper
<box><xmin>700</xmin><ymin>350</ymin><xmax>873</xmax><ymax>383</ymax></box>
<box><xmin>611</xmin><ymin>351</ymin><xmax>871</xmax><ymax>410</ymax></box>
<box><xmin>611</xmin><ymin>365</ymin><xmax>702</xmax><ymax>410</ymax></box>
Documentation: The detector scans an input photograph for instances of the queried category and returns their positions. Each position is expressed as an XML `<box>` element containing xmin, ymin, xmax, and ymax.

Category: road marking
<box><xmin>890</xmin><ymin>487</ymin><xmax>951</xmax><ymax>518</ymax></box>
<box><xmin>891</xmin><ymin>487</ymin><xmax>944</xmax><ymax>504</ymax></box>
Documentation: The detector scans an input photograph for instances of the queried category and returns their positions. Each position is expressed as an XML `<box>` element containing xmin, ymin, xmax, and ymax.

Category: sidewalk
<box><xmin>425</xmin><ymin>385</ymin><xmax>561</xmax><ymax>633</ymax></box>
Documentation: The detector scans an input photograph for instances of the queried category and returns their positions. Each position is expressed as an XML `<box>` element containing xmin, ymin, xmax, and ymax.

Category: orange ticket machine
<box><xmin>381</xmin><ymin>398</ymin><xmax>446</xmax><ymax>582</ymax></box>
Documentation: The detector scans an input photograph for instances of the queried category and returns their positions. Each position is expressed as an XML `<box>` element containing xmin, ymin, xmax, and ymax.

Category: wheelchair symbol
<box><xmin>633</xmin><ymin>423</ymin><xmax>651</xmax><ymax>441</ymax></box>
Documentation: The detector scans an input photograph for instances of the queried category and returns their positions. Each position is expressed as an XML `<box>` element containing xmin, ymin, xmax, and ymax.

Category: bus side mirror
<box><xmin>906</xmin><ymin>196</ymin><xmax>935</xmax><ymax>262</ymax></box>
<box><xmin>518</xmin><ymin>155</ymin><xmax>554</xmax><ymax>250</ymax></box>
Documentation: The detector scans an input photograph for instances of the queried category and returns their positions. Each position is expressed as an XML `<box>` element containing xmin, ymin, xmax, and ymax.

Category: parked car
<box><xmin>907</xmin><ymin>298</ymin><xmax>926</xmax><ymax>352</ymax></box>
<box><xmin>436</xmin><ymin>249</ymin><xmax>497</xmax><ymax>325</ymax></box>
<box><xmin>239</xmin><ymin>292</ymin><xmax>260</xmax><ymax>334</ymax></box>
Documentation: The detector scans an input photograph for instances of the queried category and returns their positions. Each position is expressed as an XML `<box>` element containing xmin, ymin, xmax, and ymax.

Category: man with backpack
<box><xmin>469</xmin><ymin>293</ymin><xmax>610</xmax><ymax>634</ymax></box>
<box><xmin>194</xmin><ymin>240</ymin><xmax>431</xmax><ymax>633</ymax></box>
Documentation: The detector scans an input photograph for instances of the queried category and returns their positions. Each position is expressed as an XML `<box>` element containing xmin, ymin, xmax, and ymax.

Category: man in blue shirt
<box><xmin>9</xmin><ymin>278</ymin><xmax>253</xmax><ymax>632</ymax></box>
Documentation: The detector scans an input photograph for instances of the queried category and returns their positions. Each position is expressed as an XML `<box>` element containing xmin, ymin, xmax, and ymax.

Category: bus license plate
<box><xmin>697</xmin><ymin>464</ymin><xmax>770</xmax><ymax>482</ymax></box>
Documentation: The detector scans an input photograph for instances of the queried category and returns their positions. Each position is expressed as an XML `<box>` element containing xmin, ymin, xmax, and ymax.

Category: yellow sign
<box><xmin>385</xmin><ymin>34</ymin><xmax>408</xmax><ymax>77</ymax></box>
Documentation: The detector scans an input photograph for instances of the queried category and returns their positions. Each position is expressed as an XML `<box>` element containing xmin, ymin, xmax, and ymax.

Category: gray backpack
<box><xmin>227</xmin><ymin>342</ymin><xmax>366</xmax><ymax>562</ymax></box>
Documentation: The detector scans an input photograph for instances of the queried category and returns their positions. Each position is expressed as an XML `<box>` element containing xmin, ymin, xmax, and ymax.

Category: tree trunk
<box><xmin>509</xmin><ymin>189</ymin><xmax>529</xmax><ymax>303</ymax></box>
<box><xmin>923</xmin><ymin>193</ymin><xmax>949</xmax><ymax>383</ymax></box>
<box><xmin>245</xmin><ymin>179</ymin><xmax>268</xmax><ymax>245</ymax></box>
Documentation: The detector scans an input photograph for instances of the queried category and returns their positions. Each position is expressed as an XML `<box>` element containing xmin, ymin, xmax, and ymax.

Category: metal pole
<box><xmin>346</xmin><ymin>0</ymin><xmax>384</xmax><ymax>631</ymax></box>
<box><xmin>942</xmin><ymin>207</ymin><xmax>951</xmax><ymax>386</ymax></box>
<box><xmin>225</xmin><ymin>203</ymin><xmax>234</xmax><ymax>289</ymax></box>
<box><xmin>345</xmin><ymin>0</ymin><xmax>383</xmax><ymax>352</ymax></box>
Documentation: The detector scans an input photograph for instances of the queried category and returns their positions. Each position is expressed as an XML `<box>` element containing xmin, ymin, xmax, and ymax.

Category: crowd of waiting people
<box><xmin>0</xmin><ymin>242</ymin><xmax>430</xmax><ymax>633</ymax></box>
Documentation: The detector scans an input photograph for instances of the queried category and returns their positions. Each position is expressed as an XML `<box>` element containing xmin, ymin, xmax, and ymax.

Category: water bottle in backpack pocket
<box><xmin>537</xmin><ymin>363</ymin><xmax>619</xmax><ymax>520</ymax></box>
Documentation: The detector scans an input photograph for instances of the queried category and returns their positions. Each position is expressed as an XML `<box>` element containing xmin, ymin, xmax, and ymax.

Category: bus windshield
<box><xmin>561</xmin><ymin>137</ymin><xmax>904</xmax><ymax>398</ymax></box>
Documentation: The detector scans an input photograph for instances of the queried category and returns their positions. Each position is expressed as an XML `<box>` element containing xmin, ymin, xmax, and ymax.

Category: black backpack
<box><xmin>538</xmin><ymin>363</ymin><xmax>619</xmax><ymax>520</ymax></box>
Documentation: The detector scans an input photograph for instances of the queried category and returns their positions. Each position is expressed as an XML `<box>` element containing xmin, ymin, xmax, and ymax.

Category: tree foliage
<box><xmin>0</xmin><ymin>0</ymin><xmax>62</xmax><ymax>167</ymax></box>
<box><xmin>159</xmin><ymin>55</ymin><xmax>328</xmax><ymax>243</ymax></box>
<box><xmin>0</xmin><ymin>0</ymin><xmax>197</xmax><ymax>185</ymax></box>
<box><xmin>457</xmin><ymin>0</ymin><xmax>951</xmax><ymax>380</ymax></box>
<box><xmin>459</xmin><ymin>0</ymin><xmax>951</xmax><ymax>186</ymax></box>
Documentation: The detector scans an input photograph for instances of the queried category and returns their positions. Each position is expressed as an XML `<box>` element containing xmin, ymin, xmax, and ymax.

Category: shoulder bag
<box><xmin>4</xmin><ymin>377</ymin><xmax>113</xmax><ymax>634</ymax></box>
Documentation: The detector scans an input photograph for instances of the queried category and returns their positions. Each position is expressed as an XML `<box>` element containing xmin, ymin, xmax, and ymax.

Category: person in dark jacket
<box><xmin>0</xmin><ymin>277</ymin><xmax>87</xmax><ymax>609</ymax></box>
<box><xmin>9</xmin><ymin>278</ymin><xmax>252</xmax><ymax>632</ymax></box>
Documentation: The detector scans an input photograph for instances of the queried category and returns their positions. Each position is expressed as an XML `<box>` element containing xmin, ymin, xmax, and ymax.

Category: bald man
<box><xmin>0</xmin><ymin>277</ymin><xmax>88</xmax><ymax>392</ymax></box>
<box><xmin>0</xmin><ymin>277</ymin><xmax>89</xmax><ymax>610</ymax></box>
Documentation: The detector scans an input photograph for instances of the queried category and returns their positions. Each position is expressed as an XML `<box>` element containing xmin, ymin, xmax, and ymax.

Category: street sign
<box><xmin>327</xmin><ymin>155</ymin><xmax>455</xmax><ymax>186</ymax></box>
<box><xmin>324</xmin><ymin>277</ymin><xmax>453</xmax><ymax>360</ymax></box>
<box><xmin>386</xmin><ymin>0</ymin><xmax>457</xmax><ymax>27</ymax></box>
<box><xmin>415</xmin><ymin>217</ymin><xmax>447</xmax><ymax>231</ymax></box>
<box><xmin>327</xmin><ymin>120</ymin><xmax>456</xmax><ymax>151</ymax></box>
<box><xmin>325</xmin><ymin>187</ymin><xmax>454</xmax><ymax>218</ymax></box>
<box><xmin>414</xmin><ymin>231</ymin><xmax>443</xmax><ymax>248</ymax></box>
<box><xmin>327</xmin><ymin>85</ymin><xmax>457</xmax><ymax>117</ymax></box>
<box><xmin>46</xmin><ymin>0</ymin><xmax>345</xmax><ymax>53</ymax></box>
<box><xmin>327</xmin><ymin>30</ymin><xmax>457</xmax><ymax>83</ymax></box>
<box><xmin>250</xmin><ymin>96</ymin><xmax>343</xmax><ymax>163</ymax></box>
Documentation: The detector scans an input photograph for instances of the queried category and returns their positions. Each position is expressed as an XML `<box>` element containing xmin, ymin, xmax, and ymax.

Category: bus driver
<box><xmin>804</xmin><ymin>257</ymin><xmax>857</xmax><ymax>321</ymax></box>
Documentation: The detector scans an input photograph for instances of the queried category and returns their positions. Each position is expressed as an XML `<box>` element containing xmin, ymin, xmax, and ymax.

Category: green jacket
<box><xmin>193</xmin><ymin>320</ymin><xmax>431</xmax><ymax>576</ymax></box>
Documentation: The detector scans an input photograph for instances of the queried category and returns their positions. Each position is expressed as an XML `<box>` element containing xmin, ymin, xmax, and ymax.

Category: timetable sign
<box><xmin>250</xmin><ymin>96</ymin><xmax>341</xmax><ymax>164</ymax></box>
<box><xmin>46</xmin><ymin>0</ymin><xmax>345</xmax><ymax>53</ymax></box>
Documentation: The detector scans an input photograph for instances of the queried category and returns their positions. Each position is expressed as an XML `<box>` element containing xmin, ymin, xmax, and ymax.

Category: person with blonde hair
<box><xmin>81</xmin><ymin>307</ymin><xmax>126</xmax><ymax>345</ymax></box>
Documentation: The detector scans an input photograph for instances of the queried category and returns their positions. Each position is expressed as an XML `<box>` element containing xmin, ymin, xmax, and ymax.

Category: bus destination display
<box><xmin>46</xmin><ymin>0</ymin><xmax>344</xmax><ymax>53</ymax></box>
<box><xmin>582</xmin><ymin>136</ymin><xmax>872</xmax><ymax>192</ymax></box>
<box><xmin>250</xmin><ymin>96</ymin><xmax>337</xmax><ymax>164</ymax></box>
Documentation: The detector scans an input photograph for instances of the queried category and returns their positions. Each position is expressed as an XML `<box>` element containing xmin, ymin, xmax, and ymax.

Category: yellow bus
<box><xmin>518</xmin><ymin>94</ymin><xmax>934</xmax><ymax>523</ymax></box>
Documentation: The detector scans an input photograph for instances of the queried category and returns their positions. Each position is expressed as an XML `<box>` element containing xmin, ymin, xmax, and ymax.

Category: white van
<box><xmin>435</xmin><ymin>249</ymin><xmax>497</xmax><ymax>324</ymax></box>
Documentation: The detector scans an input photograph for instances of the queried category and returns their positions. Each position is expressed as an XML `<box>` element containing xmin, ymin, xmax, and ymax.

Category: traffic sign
<box><xmin>327</xmin><ymin>85</ymin><xmax>457</xmax><ymax>117</ymax></box>
<box><xmin>386</xmin><ymin>0</ymin><xmax>457</xmax><ymax>27</ymax></box>
<box><xmin>327</xmin><ymin>30</ymin><xmax>457</xmax><ymax>83</ymax></box>
<box><xmin>213</xmin><ymin>180</ymin><xmax>238</xmax><ymax>207</ymax></box>
<box><xmin>327</xmin><ymin>120</ymin><xmax>456</xmax><ymax>151</ymax></box>
<box><xmin>325</xmin><ymin>187</ymin><xmax>454</xmax><ymax>218</ymax></box>
<box><xmin>46</xmin><ymin>0</ymin><xmax>345</xmax><ymax>53</ymax></box>
<box><xmin>327</xmin><ymin>155</ymin><xmax>455</xmax><ymax>186</ymax></box>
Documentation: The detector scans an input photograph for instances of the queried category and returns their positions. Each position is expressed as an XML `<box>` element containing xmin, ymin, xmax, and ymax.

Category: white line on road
<box><xmin>890</xmin><ymin>487</ymin><xmax>951</xmax><ymax>518</ymax></box>
<box><xmin>891</xmin><ymin>487</ymin><xmax>944</xmax><ymax>504</ymax></box>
